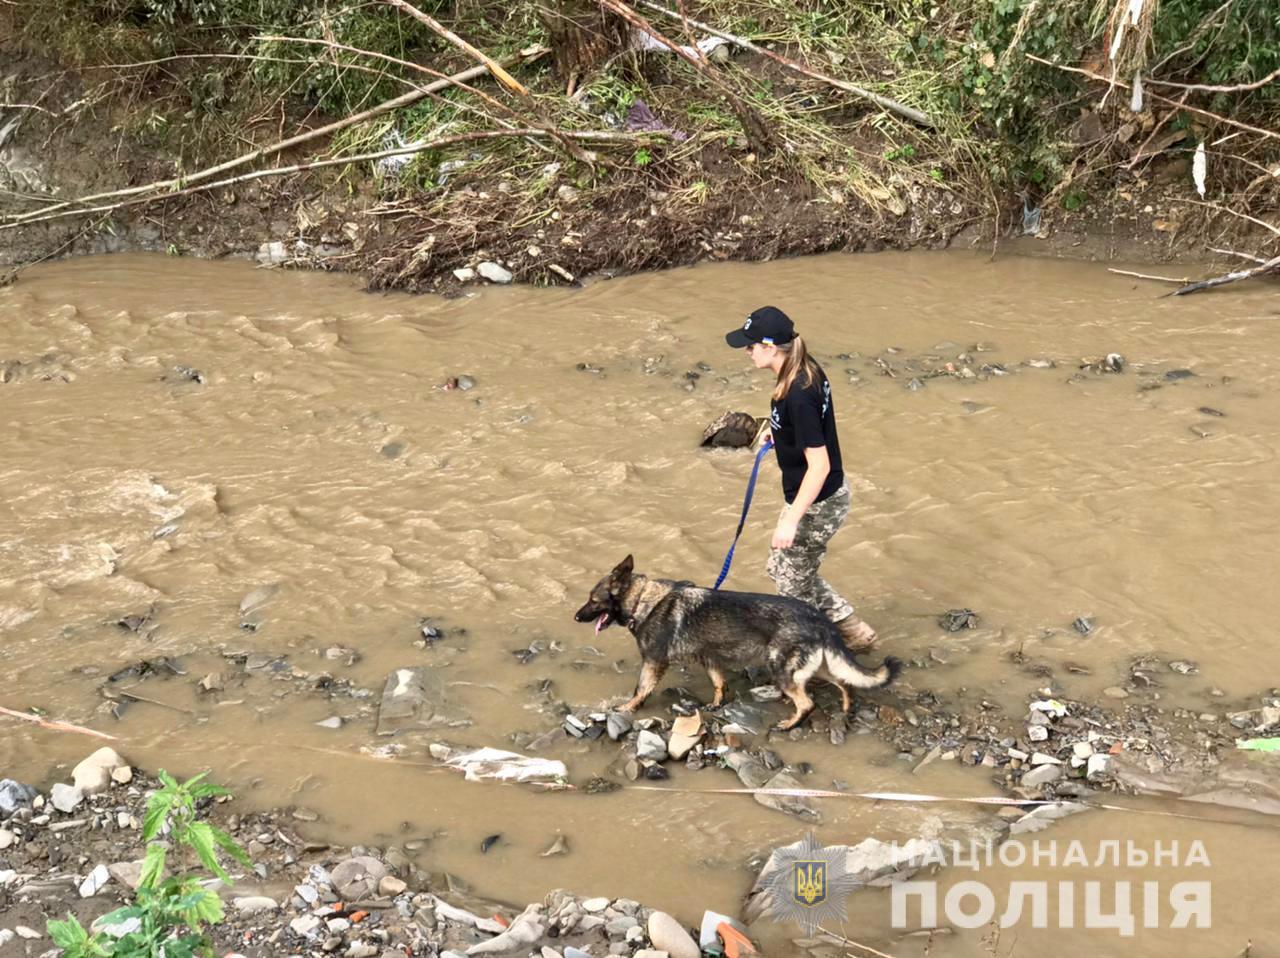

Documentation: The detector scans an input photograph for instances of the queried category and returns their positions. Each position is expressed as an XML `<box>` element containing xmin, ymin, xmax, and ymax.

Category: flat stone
<box><xmin>477</xmin><ymin>262</ymin><xmax>513</xmax><ymax>284</ymax></box>
<box><xmin>666</xmin><ymin>713</ymin><xmax>703</xmax><ymax>761</ymax></box>
<box><xmin>234</xmin><ymin>896</ymin><xmax>279</xmax><ymax>915</ymax></box>
<box><xmin>291</xmin><ymin>915</ymin><xmax>323</xmax><ymax>936</ymax></box>
<box><xmin>51</xmin><ymin>783</ymin><xmax>84</xmax><ymax>813</ymax></box>
<box><xmin>72</xmin><ymin>747</ymin><xmax>127</xmax><ymax>794</ymax></box>
<box><xmin>1030</xmin><ymin>752</ymin><xmax>1062</xmax><ymax>765</ymax></box>
<box><xmin>111</xmin><ymin>766</ymin><xmax>133</xmax><ymax>785</ymax></box>
<box><xmin>606</xmin><ymin>713</ymin><xmax>632</xmax><ymax>741</ymax></box>
<box><xmin>0</xmin><ymin>828</ymin><xmax>14</xmax><ymax>849</ymax></box>
<box><xmin>1103</xmin><ymin>686</ymin><xmax>1130</xmax><ymax>699</ymax></box>
<box><xmin>453</xmin><ymin>267</ymin><xmax>477</xmax><ymax>282</ymax></box>
<box><xmin>1022</xmin><ymin>764</ymin><xmax>1063</xmax><ymax>788</ymax></box>
<box><xmin>317</xmin><ymin>716</ymin><xmax>344</xmax><ymax>729</ymax></box>
<box><xmin>582</xmin><ymin>897</ymin><xmax>610</xmax><ymax>913</ymax></box>
<box><xmin>79</xmin><ymin>864</ymin><xmax>111</xmax><ymax>898</ymax></box>
<box><xmin>16</xmin><ymin>926</ymin><xmax>42</xmax><ymax>939</ymax></box>
<box><xmin>108</xmin><ymin>861</ymin><xmax>145</xmax><ymax>890</ymax></box>
<box><xmin>647</xmin><ymin>912</ymin><xmax>699</xmax><ymax>958</ymax></box>
<box><xmin>606</xmin><ymin>916</ymin><xmax>639</xmax><ymax>936</ymax></box>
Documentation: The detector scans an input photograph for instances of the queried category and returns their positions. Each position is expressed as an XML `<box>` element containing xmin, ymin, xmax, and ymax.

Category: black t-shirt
<box><xmin>769</xmin><ymin>362</ymin><xmax>844</xmax><ymax>504</ymax></box>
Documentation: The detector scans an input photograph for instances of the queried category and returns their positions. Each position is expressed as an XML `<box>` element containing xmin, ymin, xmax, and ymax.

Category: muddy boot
<box><xmin>836</xmin><ymin>614</ymin><xmax>878</xmax><ymax>651</ymax></box>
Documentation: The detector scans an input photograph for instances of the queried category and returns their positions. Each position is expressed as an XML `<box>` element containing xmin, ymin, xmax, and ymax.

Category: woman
<box><xmin>724</xmin><ymin>305</ymin><xmax>878</xmax><ymax>650</ymax></box>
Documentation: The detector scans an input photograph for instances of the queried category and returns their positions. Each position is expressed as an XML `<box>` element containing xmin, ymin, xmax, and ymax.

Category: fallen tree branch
<box><xmin>0</xmin><ymin>705</ymin><xmax>119</xmax><ymax>741</ymax></box>
<box><xmin>1177</xmin><ymin>199</ymin><xmax>1280</xmax><ymax>237</ymax></box>
<box><xmin>1210</xmin><ymin>247</ymin><xmax>1269</xmax><ymax>264</ymax></box>
<box><xmin>1147</xmin><ymin>66</ymin><xmax>1280</xmax><ymax>94</ymax></box>
<box><xmin>1025</xmin><ymin>54</ymin><xmax>1280</xmax><ymax>143</ymax></box>
<box><xmin>0</xmin><ymin>49</ymin><xmax>545</xmax><ymax>228</ymax></box>
<box><xmin>3</xmin><ymin>127</ymin><xmax>662</xmax><ymax>230</ymax></box>
<box><xmin>598</xmin><ymin>0</ymin><xmax>777</xmax><ymax>153</ymax></box>
<box><xmin>1108</xmin><ymin>267</ymin><xmax>1191</xmax><ymax>283</ymax></box>
<box><xmin>259</xmin><ymin>34</ymin><xmax>594</xmax><ymax>164</ymax></box>
<box><xmin>383</xmin><ymin>0</ymin><xmax>529</xmax><ymax>96</ymax></box>
<box><xmin>1168</xmin><ymin>253</ymin><xmax>1280</xmax><ymax>296</ymax></box>
<box><xmin>637</xmin><ymin>0</ymin><xmax>933</xmax><ymax>128</ymax></box>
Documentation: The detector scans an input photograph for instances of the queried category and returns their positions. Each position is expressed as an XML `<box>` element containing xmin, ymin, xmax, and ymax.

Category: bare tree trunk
<box><xmin>542</xmin><ymin>0</ymin><xmax>622</xmax><ymax>87</ymax></box>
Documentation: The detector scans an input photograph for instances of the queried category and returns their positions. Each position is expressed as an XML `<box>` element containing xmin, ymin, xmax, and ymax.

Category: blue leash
<box><xmin>713</xmin><ymin>438</ymin><xmax>774</xmax><ymax>590</ymax></box>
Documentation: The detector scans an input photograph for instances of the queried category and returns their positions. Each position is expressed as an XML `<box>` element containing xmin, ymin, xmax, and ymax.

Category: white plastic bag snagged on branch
<box><xmin>1109</xmin><ymin>0</ymin><xmax>1146</xmax><ymax>61</ymax></box>
<box><xmin>1130</xmin><ymin>71</ymin><xmax>1144</xmax><ymax>112</ymax></box>
<box><xmin>1193</xmin><ymin>141</ymin><xmax>1207</xmax><ymax>197</ymax></box>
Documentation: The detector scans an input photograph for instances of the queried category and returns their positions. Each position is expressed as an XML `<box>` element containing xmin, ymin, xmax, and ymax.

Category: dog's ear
<box><xmin>611</xmin><ymin>554</ymin><xmax>634</xmax><ymax>585</ymax></box>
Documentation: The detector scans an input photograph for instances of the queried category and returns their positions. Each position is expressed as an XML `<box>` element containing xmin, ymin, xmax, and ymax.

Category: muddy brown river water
<box><xmin>3</xmin><ymin>252</ymin><xmax>1280</xmax><ymax>955</ymax></box>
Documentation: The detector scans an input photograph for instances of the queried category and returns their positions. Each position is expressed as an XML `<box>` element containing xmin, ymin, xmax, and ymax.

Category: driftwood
<box><xmin>1108</xmin><ymin>268</ymin><xmax>1190</xmax><ymax>284</ymax></box>
<box><xmin>382</xmin><ymin>0</ymin><xmax>529</xmax><ymax>96</ymax></box>
<box><xmin>636</xmin><ymin>0</ymin><xmax>933</xmax><ymax>128</ymax></box>
<box><xmin>0</xmin><ymin>705</ymin><xmax>119</xmax><ymax>741</ymax></box>
<box><xmin>598</xmin><ymin>0</ymin><xmax>776</xmax><ymax>154</ymax></box>
<box><xmin>1168</xmin><ymin>254</ymin><xmax>1280</xmax><ymax>296</ymax></box>
<box><xmin>0</xmin><ymin>49</ymin><xmax>545</xmax><ymax>230</ymax></box>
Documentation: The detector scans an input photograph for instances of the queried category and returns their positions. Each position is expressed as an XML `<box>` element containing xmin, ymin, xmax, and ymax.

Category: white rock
<box><xmin>1027</xmin><ymin>725</ymin><xmax>1050</xmax><ymax>743</ymax></box>
<box><xmin>72</xmin><ymin>747</ymin><xmax>126</xmax><ymax>794</ymax></box>
<box><xmin>16</xmin><ymin>925</ymin><xmax>42</xmax><ymax>939</ymax></box>
<box><xmin>1072</xmin><ymin>742</ymin><xmax>1094</xmax><ymax>759</ymax></box>
<box><xmin>290</xmin><ymin>915</ymin><xmax>322</xmax><ymax>936</ymax></box>
<box><xmin>1087</xmin><ymin>754</ymin><xmax>1112</xmax><ymax>779</ymax></box>
<box><xmin>647</xmin><ymin>911</ymin><xmax>699</xmax><ymax>958</ymax></box>
<box><xmin>582</xmin><ymin>897</ymin><xmax>610</xmax><ymax>913</ymax></box>
<box><xmin>347</xmin><ymin>944</ymin><xmax>378</xmax><ymax>958</ymax></box>
<box><xmin>0</xmin><ymin>929</ymin><xmax>12</xmax><ymax>946</ymax></box>
<box><xmin>1030</xmin><ymin>752</ymin><xmax>1062</xmax><ymax>765</ymax></box>
<box><xmin>477</xmin><ymin>262</ymin><xmax>513</xmax><ymax>284</ymax></box>
<box><xmin>112</xmin><ymin>765</ymin><xmax>133</xmax><ymax>785</ymax></box>
<box><xmin>0</xmin><ymin>828</ymin><xmax>14</xmax><ymax>849</ymax></box>
<box><xmin>316</xmin><ymin>716</ymin><xmax>343</xmax><ymax>729</ymax></box>
<box><xmin>379</xmin><ymin>875</ymin><xmax>408</xmax><ymax>896</ymax></box>
<box><xmin>234</xmin><ymin>896</ymin><xmax>279</xmax><ymax>915</ymax></box>
<box><xmin>1022</xmin><ymin>764</ymin><xmax>1062</xmax><ymax>788</ymax></box>
<box><xmin>466</xmin><ymin>903</ymin><xmax>544</xmax><ymax>955</ymax></box>
<box><xmin>79</xmin><ymin>863</ymin><xmax>111</xmax><ymax>898</ymax></box>
<box><xmin>453</xmin><ymin>268</ymin><xmax>477</xmax><ymax>282</ymax></box>
<box><xmin>51</xmin><ymin>783</ymin><xmax>84</xmax><ymax>813</ymax></box>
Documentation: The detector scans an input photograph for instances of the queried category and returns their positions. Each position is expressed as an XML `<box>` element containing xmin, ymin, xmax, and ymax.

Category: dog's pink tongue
<box><xmin>595</xmin><ymin>613</ymin><xmax>608</xmax><ymax>635</ymax></box>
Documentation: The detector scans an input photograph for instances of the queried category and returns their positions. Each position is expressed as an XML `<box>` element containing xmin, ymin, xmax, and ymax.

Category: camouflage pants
<box><xmin>766</xmin><ymin>480</ymin><xmax>856</xmax><ymax>623</ymax></box>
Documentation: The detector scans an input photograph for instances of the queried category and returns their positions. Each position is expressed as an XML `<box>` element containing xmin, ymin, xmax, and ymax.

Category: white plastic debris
<box><xmin>632</xmin><ymin>28</ymin><xmax>729</xmax><ymax>60</ymax></box>
<box><xmin>440</xmin><ymin>747</ymin><xmax>567</xmax><ymax>784</ymax></box>
<box><xmin>1193</xmin><ymin>141</ymin><xmax>1207</xmax><ymax>197</ymax></box>
<box><xmin>1030</xmin><ymin>699</ymin><xmax>1068</xmax><ymax>718</ymax></box>
<box><xmin>1130</xmin><ymin>71</ymin><xmax>1144</xmax><ymax>112</ymax></box>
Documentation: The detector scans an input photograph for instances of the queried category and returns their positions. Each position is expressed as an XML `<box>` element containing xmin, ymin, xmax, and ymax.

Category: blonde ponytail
<box><xmin>772</xmin><ymin>334</ymin><xmax>818</xmax><ymax>401</ymax></box>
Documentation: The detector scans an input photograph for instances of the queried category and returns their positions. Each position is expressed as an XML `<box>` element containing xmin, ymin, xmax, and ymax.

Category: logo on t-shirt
<box><xmin>821</xmin><ymin>379</ymin><xmax>831</xmax><ymax>418</ymax></box>
<box><xmin>770</xmin><ymin>405</ymin><xmax>782</xmax><ymax>431</ymax></box>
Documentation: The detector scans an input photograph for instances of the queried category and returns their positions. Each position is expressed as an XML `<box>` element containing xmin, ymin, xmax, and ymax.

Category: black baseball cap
<box><xmin>725</xmin><ymin>305</ymin><xmax>796</xmax><ymax>348</ymax></box>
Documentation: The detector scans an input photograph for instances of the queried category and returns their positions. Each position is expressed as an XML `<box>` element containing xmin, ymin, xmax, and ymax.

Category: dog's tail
<box><xmin>823</xmin><ymin>647</ymin><xmax>903</xmax><ymax>689</ymax></box>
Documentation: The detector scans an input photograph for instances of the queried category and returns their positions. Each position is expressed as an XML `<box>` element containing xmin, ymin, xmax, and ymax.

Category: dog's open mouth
<box><xmin>594</xmin><ymin>612</ymin><xmax>612</xmax><ymax>635</ymax></box>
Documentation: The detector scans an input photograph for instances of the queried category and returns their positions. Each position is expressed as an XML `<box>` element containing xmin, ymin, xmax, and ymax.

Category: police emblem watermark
<box><xmin>760</xmin><ymin>832</ymin><xmax>862</xmax><ymax>934</ymax></box>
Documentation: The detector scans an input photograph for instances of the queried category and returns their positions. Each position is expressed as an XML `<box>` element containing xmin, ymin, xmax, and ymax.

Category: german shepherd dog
<box><xmin>574</xmin><ymin>555</ymin><xmax>902</xmax><ymax>730</ymax></box>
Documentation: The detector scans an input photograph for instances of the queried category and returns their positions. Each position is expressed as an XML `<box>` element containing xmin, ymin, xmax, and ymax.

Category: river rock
<box><xmin>73</xmin><ymin>747</ymin><xmax>128</xmax><ymax>794</ymax></box>
<box><xmin>1022</xmin><ymin>764</ymin><xmax>1062</xmax><ymax>788</ymax></box>
<box><xmin>291</xmin><ymin>915</ymin><xmax>322</xmax><ymax>936</ymax></box>
<box><xmin>108</xmin><ymin>861</ymin><xmax>145</xmax><ymax>890</ymax></box>
<box><xmin>700</xmin><ymin>411</ymin><xmax>762</xmax><ymax>448</ymax></box>
<box><xmin>51</xmin><ymin>783</ymin><xmax>84</xmax><ymax>813</ymax></box>
<box><xmin>234</xmin><ymin>896</ymin><xmax>279</xmax><ymax>915</ymax></box>
<box><xmin>667</xmin><ymin>713</ymin><xmax>703</xmax><ymax>761</ymax></box>
<box><xmin>378</xmin><ymin>876</ymin><xmax>408</xmax><ymax>897</ymax></box>
<box><xmin>466</xmin><ymin>903</ymin><xmax>544</xmax><ymax>954</ymax></box>
<box><xmin>331</xmin><ymin>856</ymin><xmax>389</xmax><ymax>900</ymax></box>
<box><xmin>725</xmin><ymin>751</ymin><xmax>818</xmax><ymax>821</ymax></box>
<box><xmin>606</xmin><ymin>713</ymin><xmax>632</xmax><ymax>741</ymax></box>
<box><xmin>582</xmin><ymin>897</ymin><xmax>610</xmax><ymax>913</ymax></box>
<box><xmin>79</xmin><ymin>864</ymin><xmax>111</xmax><ymax>898</ymax></box>
<box><xmin>646</xmin><ymin>912</ymin><xmax>698</xmax><ymax>958</ymax></box>
<box><xmin>376</xmin><ymin>667</ymin><xmax>468</xmax><ymax>735</ymax></box>
<box><xmin>0</xmin><ymin>779</ymin><xmax>38</xmax><ymax>817</ymax></box>
<box><xmin>636</xmin><ymin>730</ymin><xmax>668</xmax><ymax>762</ymax></box>
<box><xmin>0</xmin><ymin>828</ymin><xmax>12</xmax><ymax>849</ymax></box>
<box><xmin>453</xmin><ymin>267</ymin><xmax>477</xmax><ymax>282</ymax></box>
<box><xmin>477</xmin><ymin>262</ymin><xmax>513</xmax><ymax>284</ymax></box>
